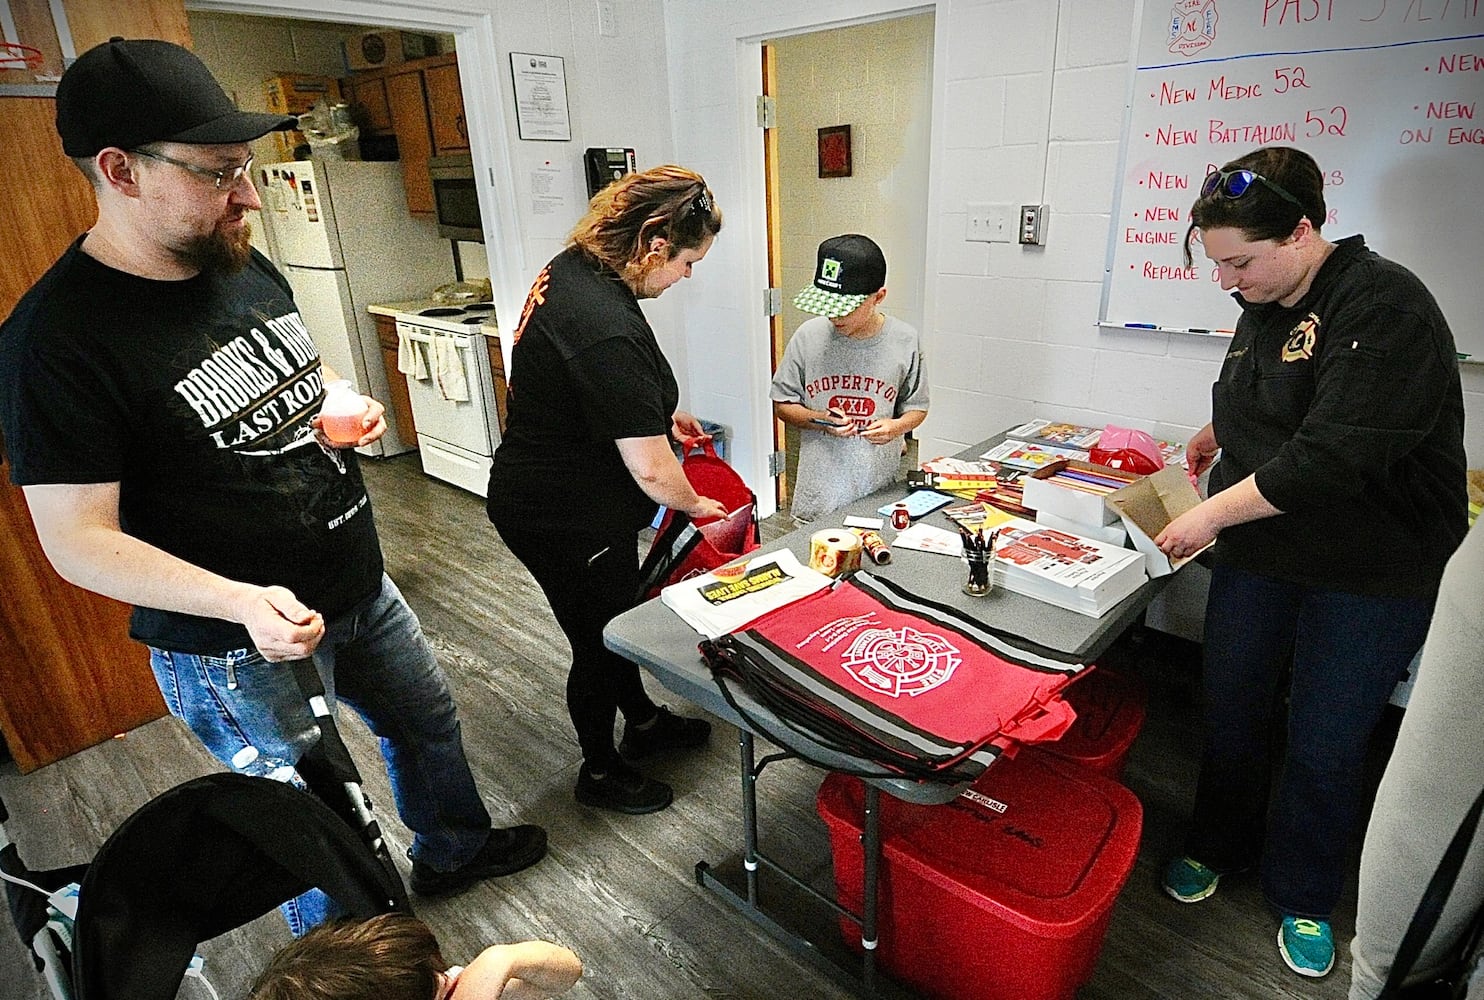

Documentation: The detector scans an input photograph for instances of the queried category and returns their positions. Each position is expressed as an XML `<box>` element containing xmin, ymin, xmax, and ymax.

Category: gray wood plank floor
<box><xmin>0</xmin><ymin>453</ymin><xmax>1377</xmax><ymax>999</ymax></box>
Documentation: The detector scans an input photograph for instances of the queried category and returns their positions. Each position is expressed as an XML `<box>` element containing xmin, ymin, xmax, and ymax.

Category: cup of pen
<box><xmin>960</xmin><ymin>525</ymin><xmax>996</xmax><ymax>597</ymax></box>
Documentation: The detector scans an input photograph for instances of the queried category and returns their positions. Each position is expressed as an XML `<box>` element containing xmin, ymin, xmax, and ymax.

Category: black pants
<box><xmin>493</xmin><ymin>521</ymin><xmax>657</xmax><ymax>770</ymax></box>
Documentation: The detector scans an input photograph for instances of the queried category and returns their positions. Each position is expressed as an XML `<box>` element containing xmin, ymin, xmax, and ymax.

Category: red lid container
<box><xmin>1035</xmin><ymin>666</ymin><xmax>1147</xmax><ymax>778</ymax></box>
<box><xmin>817</xmin><ymin>750</ymin><xmax>1142</xmax><ymax>1000</ymax></box>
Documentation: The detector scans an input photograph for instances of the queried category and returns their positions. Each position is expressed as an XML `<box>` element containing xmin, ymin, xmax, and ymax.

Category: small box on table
<box><xmin>1106</xmin><ymin>464</ymin><xmax>1211</xmax><ymax>578</ymax></box>
<box><xmin>817</xmin><ymin>750</ymin><xmax>1142</xmax><ymax>1000</ymax></box>
<box><xmin>1022</xmin><ymin>459</ymin><xmax>1139</xmax><ymax>528</ymax></box>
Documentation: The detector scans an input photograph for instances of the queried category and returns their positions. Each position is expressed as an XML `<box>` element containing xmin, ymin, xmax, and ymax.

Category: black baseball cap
<box><xmin>56</xmin><ymin>38</ymin><xmax>296</xmax><ymax>158</ymax></box>
<box><xmin>792</xmin><ymin>234</ymin><xmax>888</xmax><ymax>318</ymax></box>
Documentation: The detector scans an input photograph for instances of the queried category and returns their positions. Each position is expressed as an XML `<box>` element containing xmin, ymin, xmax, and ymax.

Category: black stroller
<box><xmin>1</xmin><ymin>658</ymin><xmax>411</xmax><ymax>999</ymax></box>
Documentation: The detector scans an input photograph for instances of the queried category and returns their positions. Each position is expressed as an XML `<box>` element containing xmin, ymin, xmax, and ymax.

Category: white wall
<box><xmin>662</xmin><ymin>0</ymin><xmax>1484</xmax><ymax>516</ymax></box>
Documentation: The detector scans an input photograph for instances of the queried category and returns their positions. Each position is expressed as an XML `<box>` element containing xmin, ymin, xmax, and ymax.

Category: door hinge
<box><xmin>756</xmin><ymin>95</ymin><xmax>776</xmax><ymax>129</ymax></box>
<box><xmin>768</xmin><ymin>450</ymin><xmax>785</xmax><ymax>477</ymax></box>
<box><xmin>763</xmin><ymin>287</ymin><xmax>781</xmax><ymax>317</ymax></box>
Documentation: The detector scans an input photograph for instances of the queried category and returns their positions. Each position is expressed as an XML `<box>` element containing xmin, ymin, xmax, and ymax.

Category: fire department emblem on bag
<box><xmin>841</xmin><ymin>625</ymin><xmax>962</xmax><ymax>698</ymax></box>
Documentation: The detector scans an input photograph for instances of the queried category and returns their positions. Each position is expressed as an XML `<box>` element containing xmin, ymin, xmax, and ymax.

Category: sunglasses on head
<box><xmin>1200</xmin><ymin>167</ymin><xmax>1305</xmax><ymax>212</ymax></box>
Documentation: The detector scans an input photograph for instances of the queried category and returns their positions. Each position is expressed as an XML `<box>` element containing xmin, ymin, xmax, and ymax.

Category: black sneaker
<box><xmin>619</xmin><ymin>705</ymin><xmax>712</xmax><ymax>760</ymax></box>
<box><xmin>574</xmin><ymin>761</ymin><xmax>673</xmax><ymax>814</ymax></box>
<box><xmin>408</xmin><ymin>824</ymin><xmax>548</xmax><ymax>897</ymax></box>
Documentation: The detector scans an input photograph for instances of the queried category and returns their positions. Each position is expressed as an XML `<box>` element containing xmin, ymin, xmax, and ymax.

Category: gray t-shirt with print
<box><xmin>770</xmin><ymin>314</ymin><xmax>929</xmax><ymax>521</ymax></box>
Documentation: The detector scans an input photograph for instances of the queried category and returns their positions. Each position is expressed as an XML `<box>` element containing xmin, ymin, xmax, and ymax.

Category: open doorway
<box><xmin>762</xmin><ymin>12</ymin><xmax>935</xmax><ymax>515</ymax></box>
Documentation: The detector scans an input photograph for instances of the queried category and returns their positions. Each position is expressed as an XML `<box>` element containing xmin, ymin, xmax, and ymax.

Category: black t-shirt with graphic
<box><xmin>486</xmin><ymin>246</ymin><xmax>677</xmax><ymax>536</ymax></box>
<box><xmin>0</xmin><ymin>239</ymin><xmax>382</xmax><ymax>653</ymax></box>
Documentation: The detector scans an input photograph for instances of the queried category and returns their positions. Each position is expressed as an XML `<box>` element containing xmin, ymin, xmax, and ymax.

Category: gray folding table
<box><xmin>603</xmin><ymin>435</ymin><xmax>1165</xmax><ymax>994</ymax></box>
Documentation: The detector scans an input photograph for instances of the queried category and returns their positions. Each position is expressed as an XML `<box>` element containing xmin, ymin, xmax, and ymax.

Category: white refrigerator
<box><xmin>257</xmin><ymin>159</ymin><xmax>452</xmax><ymax>456</ymax></box>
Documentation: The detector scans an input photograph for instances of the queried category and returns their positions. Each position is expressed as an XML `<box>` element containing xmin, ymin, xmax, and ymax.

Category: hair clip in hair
<box><xmin>692</xmin><ymin>188</ymin><xmax>712</xmax><ymax>217</ymax></box>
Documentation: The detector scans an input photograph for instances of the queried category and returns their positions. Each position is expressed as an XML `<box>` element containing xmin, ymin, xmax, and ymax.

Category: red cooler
<box><xmin>817</xmin><ymin>751</ymin><xmax>1142</xmax><ymax>1000</ymax></box>
<box><xmin>1036</xmin><ymin>667</ymin><xmax>1147</xmax><ymax>778</ymax></box>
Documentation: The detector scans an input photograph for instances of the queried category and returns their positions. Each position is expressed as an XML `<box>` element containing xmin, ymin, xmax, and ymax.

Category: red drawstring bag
<box><xmin>637</xmin><ymin>436</ymin><xmax>761</xmax><ymax>600</ymax></box>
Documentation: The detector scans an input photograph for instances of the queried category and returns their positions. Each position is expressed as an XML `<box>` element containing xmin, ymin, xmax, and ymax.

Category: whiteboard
<box><xmin>1100</xmin><ymin>1</ymin><xmax>1484</xmax><ymax>359</ymax></box>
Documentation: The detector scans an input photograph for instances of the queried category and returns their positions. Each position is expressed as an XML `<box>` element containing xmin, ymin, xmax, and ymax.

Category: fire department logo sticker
<box><xmin>840</xmin><ymin>625</ymin><xmax>962</xmax><ymax>698</ymax></box>
<box><xmin>1167</xmin><ymin>0</ymin><xmax>1219</xmax><ymax>57</ymax></box>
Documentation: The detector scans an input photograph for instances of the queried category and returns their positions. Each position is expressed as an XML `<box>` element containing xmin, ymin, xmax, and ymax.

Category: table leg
<box><xmin>740</xmin><ymin>728</ymin><xmax>759</xmax><ymax>903</ymax></box>
<box><xmin>862</xmin><ymin>783</ymin><xmax>881</xmax><ymax>992</ymax></box>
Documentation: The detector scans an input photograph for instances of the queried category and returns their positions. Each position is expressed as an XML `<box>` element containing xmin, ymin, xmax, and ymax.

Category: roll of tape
<box><xmin>809</xmin><ymin>529</ymin><xmax>863</xmax><ymax>578</ymax></box>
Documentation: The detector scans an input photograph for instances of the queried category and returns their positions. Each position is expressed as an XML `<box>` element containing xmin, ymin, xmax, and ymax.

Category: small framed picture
<box><xmin>817</xmin><ymin>124</ymin><xmax>852</xmax><ymax>178</ymax></box>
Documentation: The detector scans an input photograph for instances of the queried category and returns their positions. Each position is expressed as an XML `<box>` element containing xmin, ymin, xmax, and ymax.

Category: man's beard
<box><xmin>172</xmin><ymin>218</ymin><xmax>253</xmax><ymax>273</ymax></box>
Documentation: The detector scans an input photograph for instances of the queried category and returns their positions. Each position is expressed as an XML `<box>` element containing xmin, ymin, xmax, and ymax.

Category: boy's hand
<box><xmin>858</xmin><ymin>417</ymin><xmax>900</xmax><ymax>445</ymax></box>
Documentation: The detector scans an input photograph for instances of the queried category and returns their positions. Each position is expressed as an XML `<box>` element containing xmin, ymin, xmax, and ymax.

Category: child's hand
<box><xmin>858</xmin><ymin>418</ymin><xmax>899</xmax><ymax>445</ymax></box>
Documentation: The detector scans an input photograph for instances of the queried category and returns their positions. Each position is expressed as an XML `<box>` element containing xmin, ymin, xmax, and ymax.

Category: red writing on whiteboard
<box><xmin>1426</xmin><ymin>102</ymin><xmax>1476</xmax><ymax>118</ymax></box>
<box><xmin>1401</xmin><ymin>128</ymin><xmax>1433</xmax><ymax>143</ymax></box>
<box><xmin>1145</xmin><ymin>206</ymin><xmax>1183</xmax><ymax>220</ymax></box>
<box><xmin>1365</xmin><ymin>3</ymin><xmax>1484</xmax><ymax>28</ymax></box>
<box><xmin>1450</xmin><ymin>128</ymin><xmax>1484</xmax><ymax>144</ymax></box>
<box><xmin>1436</xmin><ymin>51</ymin><xmax>1484</xmax><ymax>74</ymax></box>
<box><xmin>1143</xmin><ymin>171</ymin><xmax>1190</xmax><ymax>189</ymax></box>
<box><xmin>1210</xmin><ymin>76</ymin><xmax>1262</xmax><ymax>100</ymax></box>
<box><xmin>1155</xmin><ymin>125</ymin><xmax>1200</xmax><ymax>145</ymax></box>
<box><xmin>1273</xmin><ymin>66</ymin><xmax>1311</xmax><ymax>93</ymax></box>
<box><xmin>1209</xmin><ymin>120</ymin><xmax>1297</xmax><ymax>144</ymax></box>
<box><xmin>1304</xmin><ymin>106</ymin><xmax>1349</xmax><ymax>137</ymax></box>
<box><xmin>1262</xmin><ymin>0</ymin><xmax>1334</xmax><ymax>26</ymax></box>
<box><xmin>1125</xmin><ymin>229</ymin><xmax>1179</xmax><ymax>244</ymax></box>
<box><xmin>1159</xmin><ymin>81</ymin><xmax>1197</xmax><ymax>104</ymax></box>
<box><xmin>1144</xmin><ymin>263</ymin><xmax>1202</xmax><ymax>280</ymax></box>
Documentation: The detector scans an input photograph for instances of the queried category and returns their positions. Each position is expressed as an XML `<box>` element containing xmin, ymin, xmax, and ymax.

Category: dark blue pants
<box><xmin>1184</xmin><ymin>563</ymin><xmax>1433</xmax><ymax>918</ymax></box>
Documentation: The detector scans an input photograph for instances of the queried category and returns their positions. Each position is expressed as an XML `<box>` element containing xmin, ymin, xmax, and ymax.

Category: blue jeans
<box><xmin>1184</xmin><ymin>563</ymin><xmax>1433</xmax><ymax>919</ymax></box>
<box><xmin>149</xmin><ymin>574</ymin><xmax>491</xmax><ymax>933</ymax></box>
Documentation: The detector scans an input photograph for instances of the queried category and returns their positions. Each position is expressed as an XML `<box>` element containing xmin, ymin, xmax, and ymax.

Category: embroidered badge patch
<box><xmin>1282</xmin><ymin>313</ymin><xmax>1319</xmax><ymax>363</ymax></box>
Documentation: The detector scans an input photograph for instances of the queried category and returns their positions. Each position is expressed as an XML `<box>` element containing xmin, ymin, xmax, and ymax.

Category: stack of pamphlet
<box><xmin>988</xmin><ymin>515</ymin><xmax>1148</xmax><ymax>618</ymax></box>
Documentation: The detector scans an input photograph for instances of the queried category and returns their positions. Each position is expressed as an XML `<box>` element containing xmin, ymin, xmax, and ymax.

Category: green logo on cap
<box><xmin>821</xmin><ymin>258</ymin><xmax>842</xmax><ymax>282</ymax></box>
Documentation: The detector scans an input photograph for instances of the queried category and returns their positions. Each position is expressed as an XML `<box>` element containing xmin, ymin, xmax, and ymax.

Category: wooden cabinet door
<box><xmin>345</xmin><ymin>75</ymin><xmax>392</xmax><ymax>134</ymax></box>
<box><xmin>386</xmin><ymin>70</ymin><xmax>434</xmax><ymax>215</ymax></box>
<box><xmin>424</xmin><ymin>62</ymin><xmax>468</xmax><ymax>154</ymax></box>
<box><xmin>374</xmin><ymin>315</ymin><xmax>418</xmax><ymax>445</ymax></box>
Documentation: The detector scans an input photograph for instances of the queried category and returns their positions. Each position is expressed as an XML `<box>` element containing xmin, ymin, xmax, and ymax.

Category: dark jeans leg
<box><xmin>1262</xmin><ymin>587</ymin><xmax>1431</xmax><ymax>918</ymax></box>
<box><xmin>1184</xmin><ymin>563</ymin><xmax>1300</xmax><ymax>873</ymax></box>
<box><xmin>495</xmin><ymin>523</ymin><xmax>657</xmax><ymax>771</ymax></box>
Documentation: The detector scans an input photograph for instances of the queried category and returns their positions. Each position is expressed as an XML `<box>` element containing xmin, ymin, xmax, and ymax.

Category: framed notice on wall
<box><xmin>509</xmin><ymin>52</ymin><xmax>572</xmax><ymax>141</ymax></box>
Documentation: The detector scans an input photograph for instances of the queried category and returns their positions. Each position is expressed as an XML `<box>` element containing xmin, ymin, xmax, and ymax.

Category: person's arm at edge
<box><xmin>22</xmin><ymin>481</ymin><xmax>324</xmax><ymax>659</ymax></box>
<box><xmin>615</xmin><ymin>435</ymin><xmax>727</xmax><ymax>519</ymax></box>
<box><xmin>859</xmin><ymin>407</ymin><xmax>926</xmax><ymax>445</ymax></box>
<box><xmin>453</xmin><ymin>940</ymin><xmax>583</xmax><ymax>999</ymax></box>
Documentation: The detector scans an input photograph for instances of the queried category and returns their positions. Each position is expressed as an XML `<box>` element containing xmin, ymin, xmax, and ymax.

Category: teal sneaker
<box><xmin>1162</xmin><ymin>856</ymin><xmax>1221</xmax><ymax>902</ymax></box>
<box><xmin>1278</xmin><ymin>915</ymin><xmax>1335</xmax><ymax>977</ymax></box>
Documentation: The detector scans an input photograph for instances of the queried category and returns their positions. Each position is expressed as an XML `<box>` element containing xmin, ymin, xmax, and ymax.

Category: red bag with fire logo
<box><xmin>699</xmin><ymin>571</ymin><xmax>1088</xmax><ymax>783</ymax></box>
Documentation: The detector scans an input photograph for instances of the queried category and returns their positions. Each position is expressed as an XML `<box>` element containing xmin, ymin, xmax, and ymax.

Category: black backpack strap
<box><xmin>636</xmin><ymin>511</ymin><xmax>704</xmax><ymax>602</ymax></box>
<box><xmin>1379</xmin><ymin>784</ymin><xmax>1484</xmax><ymax>998</ymax></box>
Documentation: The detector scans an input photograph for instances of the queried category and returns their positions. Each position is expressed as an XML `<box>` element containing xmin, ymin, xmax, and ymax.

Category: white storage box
<box><xmin>1022</xmin><ymin>460</ymin><xmax>1138</xmax><ymax>527</ymax></box>
<box><xmin>1106</xmin><ymin>465</ymin><xmax>1212</xmax><ymax>578</ymax></box>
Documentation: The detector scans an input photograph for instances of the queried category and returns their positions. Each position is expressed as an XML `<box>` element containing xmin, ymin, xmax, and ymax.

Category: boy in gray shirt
<box><xmin>771</xmin><ymin>234</ymin><xmax>929</xmax><ymax>521</ymax></box>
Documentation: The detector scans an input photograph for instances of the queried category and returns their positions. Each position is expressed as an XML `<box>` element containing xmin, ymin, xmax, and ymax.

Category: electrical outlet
<box><xmin>966</xmin><ymin>203</ymin><xmax>1013</xmax><ymax>243</ymax></box>
<box><xmin>1019</xmin><ymin>204</ymin><xmax>1049</xmax><ymax>245</ymax></box>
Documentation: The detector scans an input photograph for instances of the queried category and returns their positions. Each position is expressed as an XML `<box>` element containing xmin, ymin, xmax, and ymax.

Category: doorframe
<box><xmin>185</xmin><ymin>0</ymin><xmax>528</xmax><ymax>349</ymax></box>
<box><xmin>723</xmin><ymin>3</ymin><xmax>946</xmax><ymax>518</ymax></box>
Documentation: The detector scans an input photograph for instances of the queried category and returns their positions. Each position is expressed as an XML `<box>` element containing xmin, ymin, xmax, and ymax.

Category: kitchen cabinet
<box><xmin>374</xmin><ymin>313</ymin><xmax>419</xmax><ymax>446</ymax></box>
<box><xmin>0</xmin><ymin>0</ymin><xmax>188</xmax><ymax>771</ymax></box>
<box><xmin>344</xmin><ymin>53</ymin><xmax>466</xmax><ymax>217</ymax></box>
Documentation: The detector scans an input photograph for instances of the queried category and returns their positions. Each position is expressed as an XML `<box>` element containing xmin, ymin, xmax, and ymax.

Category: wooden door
<box><xmin>0</xmin><ymin>0</ymin><xmax>190</xmax><ymax>771</ymax></box>
<box><xmin>386</xmin><ymin>70</ymin><xmax>434</xmax><ymax>214</ymax></box>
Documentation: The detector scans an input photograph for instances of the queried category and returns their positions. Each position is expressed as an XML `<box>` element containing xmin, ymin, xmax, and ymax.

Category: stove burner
<box><xmin>462</xmin><ymin>303</ymin><xmax>494</xmax><ymax>313</ymax></box>
<box><xmin>461</xmin><ymin>316</ymin><xmax>486</xmax><ymax>325</ymax></box>
<box><xmin>419</xmin><ymin>306</ymin><xmax>465</xmax><ymax>317</ymax></box>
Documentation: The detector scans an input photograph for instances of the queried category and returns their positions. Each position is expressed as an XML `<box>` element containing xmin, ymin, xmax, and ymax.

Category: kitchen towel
<box><xmin>397</xmin><ymin>330</ymin><xmax>429</xmax><ymax>380</ymax></box>
<box><xmin>434</xmin><ymin>334</ymin><xmax>470</xmax><ymax>402</ymax></box>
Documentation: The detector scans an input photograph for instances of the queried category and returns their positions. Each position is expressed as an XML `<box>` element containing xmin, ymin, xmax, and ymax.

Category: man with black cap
<box><xmin>0</xmin><ymin>38</ymin><xmax>547</xmax><ymax>926</ymax></box>
<box><xmin>771</xmin><ymin>233</ymin><xmax>930</xmax><ymax>521</ymax></box>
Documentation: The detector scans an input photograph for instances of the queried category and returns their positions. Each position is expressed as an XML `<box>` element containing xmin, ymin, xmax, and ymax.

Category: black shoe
<box><xmin>574</xmin><ymin>761</ymin><xmax>673</xmax><ymax>814</ymax></box>
<box><xmin>619</xmin><ymin>705</ymin><xmax>712</xmax><ymax>760</ymax></box>
<box><xmin>409</xmin><ymin>824</ymin><xmax>548</xmax><ymax>897</ymax></box>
